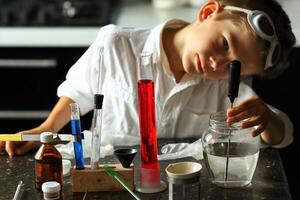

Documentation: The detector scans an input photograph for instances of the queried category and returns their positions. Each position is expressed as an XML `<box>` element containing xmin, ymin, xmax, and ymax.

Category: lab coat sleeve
<box><xmin>266</xmin><ymin>106</ymin><xmax>293</xmax><ymax>148</ymax></box>
<box><xmin>238</xmin><ymin>83</ymin><xmax>293</xmax><ymax>148</ymax></box>
<box><xmin>57</xmin><ymin>26</ymin><xmax>109</xmax><ymax>115</ymax></box>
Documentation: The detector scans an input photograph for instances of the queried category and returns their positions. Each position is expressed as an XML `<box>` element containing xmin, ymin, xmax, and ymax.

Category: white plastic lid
<box><xmin>40</xmin><ymin>132</ymin><xmax>54</xmax><ymax>143</ymax></box>
<box><xmin>42</xmin><ymin>181</ymin><xmax>61</xmax><ymax>193</ymax></box>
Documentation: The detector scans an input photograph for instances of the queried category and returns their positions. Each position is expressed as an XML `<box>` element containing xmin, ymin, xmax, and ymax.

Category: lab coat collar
<box><xmin>142</xmin><ymin>19</ymin><xmax>203</xmax><ymax>87</ymax></box>
<box><xmin>142</xmin><ymin>19</ymin><xmax>189</xmax><ymax>77</ymax></box>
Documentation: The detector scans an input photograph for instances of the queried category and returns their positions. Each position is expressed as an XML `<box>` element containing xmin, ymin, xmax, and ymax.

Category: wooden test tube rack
<box><xmin>71</xmin><ymin>164</ymin><xmax>134</xmax><ymax>192</ymax></box>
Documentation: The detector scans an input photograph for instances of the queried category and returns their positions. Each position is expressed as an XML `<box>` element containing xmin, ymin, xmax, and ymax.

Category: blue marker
<box><xmin>70</xmin><ymin>103</ymin><xmax>85</xmax><ymax>169</ymax></box>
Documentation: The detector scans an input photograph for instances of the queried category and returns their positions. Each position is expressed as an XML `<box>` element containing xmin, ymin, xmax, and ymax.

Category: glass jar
<box><xmin>202</xmin><ymin>111</ymin><xmax>260</xmax><ymax>188</ymax></box>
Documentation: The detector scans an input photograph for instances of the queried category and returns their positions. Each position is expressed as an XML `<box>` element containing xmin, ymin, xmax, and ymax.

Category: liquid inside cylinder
<box><xmin>138</xmin><ymin>79</ymin><xmax>159</xmax><ymax>170</ymax></box>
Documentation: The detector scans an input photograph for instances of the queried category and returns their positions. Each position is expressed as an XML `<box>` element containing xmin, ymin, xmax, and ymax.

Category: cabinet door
<box><xmin>0</xmin><ymin>47</ymin><xmax>93</xmax><ymax>133</ymax></box>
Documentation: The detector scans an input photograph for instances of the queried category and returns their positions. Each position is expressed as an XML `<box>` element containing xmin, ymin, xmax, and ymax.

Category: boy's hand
<box><xmin>0</xmin><ymin>128</ymin><xmax>44</xmax><ymax>158</ymax></box>
<box><xmin>226</xmin><ymin>96</ymin><xmax>272</xmax><ymax>137</ymax></box>
<box><xmin>0</xmin><ymin>141</ymin><xmax>41</xmax><ymax>158</ymax></box>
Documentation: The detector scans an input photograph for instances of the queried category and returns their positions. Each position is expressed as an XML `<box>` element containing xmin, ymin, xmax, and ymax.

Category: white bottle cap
<box><xmin>42</xmin><ymin>181</ymin><xmax>61</xmax><ymax>193</ymax></box>
<box><xmin>40</xmin><ymin>132</ymin><xmax>54</xmax><ymax>143</ymax></box>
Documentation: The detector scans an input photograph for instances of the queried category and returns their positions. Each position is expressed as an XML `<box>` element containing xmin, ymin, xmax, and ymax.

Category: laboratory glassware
<box><xmin>90</xmin><ymin>47</ymin><xmax>104</xmax><ymax>169</ymax></box>
<box><xmin>136</xmin><ymin>52</ymin><xmax>166</xmax><ymax>193</ymax></box>
<box><xmin>70</xmin><ymin>103</ymin><xmax>85</xmax><ymax>169</ymax></box>
<box><xmin>35</xmin><ymin>132</ymin><xmax>63</xmax><ymax>190</ymax></box>
<box><xmin>202</xmin><ymin>111</ymin><xmax>260</xmax><ymax>188</ymax></box>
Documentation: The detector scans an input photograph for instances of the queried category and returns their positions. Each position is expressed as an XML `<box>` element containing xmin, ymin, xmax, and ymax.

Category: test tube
<box><xmin>136</xmin><ymin>52</ymin><xmax>166</xmax><ymax>193</ymax></box>
<box><xmin>70</xmin><ymin>103</ymin><xmax>85</xmax><ymax>169</ymax></box>
<box><xmin>90</xmin><ymin>94</ymin><xmax>104</xmax><ymax>169</ymax></box>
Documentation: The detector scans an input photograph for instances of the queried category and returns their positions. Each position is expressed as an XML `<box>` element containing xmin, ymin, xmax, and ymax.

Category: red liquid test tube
<box><xmin>136</xmin><ymin>52</ymin><xmax>166</xmax><ymax>193</ymax></box>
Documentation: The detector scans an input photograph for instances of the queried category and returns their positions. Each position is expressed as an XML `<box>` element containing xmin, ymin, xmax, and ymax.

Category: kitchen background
<box><xmin>0</xmin><ymin>0</ymin><xmax>299</xmax><ymax>199</ymax></box>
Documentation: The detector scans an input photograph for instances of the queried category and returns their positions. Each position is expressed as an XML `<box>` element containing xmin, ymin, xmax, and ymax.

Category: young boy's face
<box><xmin>181</xmin><ymin>2</ymin><xmax>266</xmax><ymax>80</ymax></box>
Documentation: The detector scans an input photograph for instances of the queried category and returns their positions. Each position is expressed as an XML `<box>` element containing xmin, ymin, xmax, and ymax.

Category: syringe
<box><xmin>225</xmin><ymin>60</ymin><xmax>241</xmax><ymax>182</ymax></box>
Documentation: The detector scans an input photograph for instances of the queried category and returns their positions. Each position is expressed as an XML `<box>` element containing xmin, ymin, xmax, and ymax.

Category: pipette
<box><xmin>225</xmin><ymin>60</ymin><xmax>241</xmax><ymax>182</ymax></box>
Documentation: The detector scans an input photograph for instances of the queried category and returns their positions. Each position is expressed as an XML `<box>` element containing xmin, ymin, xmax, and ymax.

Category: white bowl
<box><xmin>165</xmin><ymin>161</ymin><xmax>202</xmax><ymax>180</ymax></box>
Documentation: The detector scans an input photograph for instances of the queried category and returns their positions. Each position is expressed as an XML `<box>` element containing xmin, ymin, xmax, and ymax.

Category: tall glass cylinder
<box><xmin>136</xmin><ymin>52</ymin><xmax>166</xmax><ymax>193</ymax></box>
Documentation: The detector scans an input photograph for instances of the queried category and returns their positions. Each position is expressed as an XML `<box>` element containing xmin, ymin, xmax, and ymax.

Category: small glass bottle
<box><xmin>35</xmin><ymin>132</ymin><xmax>63</xmax><ymax>190</ymax></box>
<box><xmin>202</xmin><ymin>111</ymin><xmax>260</xmax><ymax>188</ymax></box>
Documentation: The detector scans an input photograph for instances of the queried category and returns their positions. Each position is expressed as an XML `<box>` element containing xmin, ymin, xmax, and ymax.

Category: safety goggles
<box><xmin>224</xmin><ymin>6</ymin><xmax>280</xmax><ymax>70</ymax></box>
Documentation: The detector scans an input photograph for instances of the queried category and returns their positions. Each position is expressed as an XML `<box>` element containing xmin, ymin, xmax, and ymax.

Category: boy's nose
<box><xmin>209</xmin><ymin>56</ymin><xmax>228</xmax><ymax>71</ymax></box>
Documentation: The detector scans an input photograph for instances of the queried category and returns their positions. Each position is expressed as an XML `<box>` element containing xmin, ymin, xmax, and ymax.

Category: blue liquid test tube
<box><xmin>70</xmin><ymin>103</ymin><xmax>85</xmax><ymax>169</ymax></box>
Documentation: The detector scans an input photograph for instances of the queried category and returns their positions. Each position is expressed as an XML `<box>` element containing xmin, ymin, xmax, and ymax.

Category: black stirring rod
<box><xmin>228</xmin><ymin>60</ymin><xmax>241</xmax><ymax>104</ymax></box>
<box><xmin>225</xmin><ymin>60</ymin><xmax>241</xmax><ymax>183</ymax></box>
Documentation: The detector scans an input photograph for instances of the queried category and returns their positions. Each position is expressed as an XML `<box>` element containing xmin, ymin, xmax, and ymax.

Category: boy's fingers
<box><xmin>5</xmin><ymin>142</ymin><xmax>15</xmax><ymax>158</ymax></box>
<box><xmin>251</xmin><ymin>125</ymin><xmax>265</xmax><ymax>137</ymax></box>
<box><xmin>228</xmin><ymin>96</ymin><xmax>260</xmax><ymax>116</ymax></box>
<box><xmin>15</xmin><ymin>141</ymin><xmax>41</xmax><ymax>156</ymax></box>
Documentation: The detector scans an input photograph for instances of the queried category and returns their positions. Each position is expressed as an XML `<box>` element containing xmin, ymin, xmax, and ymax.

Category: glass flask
<box><xmin>202</xmin><ymin>111</ymin><xmax>260</xmax><ymax>188</ymax></box>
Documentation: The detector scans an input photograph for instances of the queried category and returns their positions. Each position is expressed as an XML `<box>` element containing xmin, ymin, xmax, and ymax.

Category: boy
<box><xmin>0</xmin><ymin>0</ymin><xmax>296</xmax><ymax>157</ymax></box>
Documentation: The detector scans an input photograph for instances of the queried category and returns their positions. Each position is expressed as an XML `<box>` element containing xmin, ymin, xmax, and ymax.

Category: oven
<box><xmin>0</xmin><ymin>0</ymin><xmax>120</xmax><ymax>133</ymax></box>
<box><xmin>0</xmin><ymin>47</ymin><xmax>90</xmax><ymax>133</ymax></box>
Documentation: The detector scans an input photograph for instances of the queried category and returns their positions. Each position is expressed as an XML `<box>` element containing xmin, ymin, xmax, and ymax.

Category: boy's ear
<box><xmin>197</xmin><ymin>1</ymin><xmax>221</xmax><ymax>22</ymax></box>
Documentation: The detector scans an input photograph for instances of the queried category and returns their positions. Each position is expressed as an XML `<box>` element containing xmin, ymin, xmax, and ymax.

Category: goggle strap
<box><xmin>224</xmin><ymin>5</ymin><xmax>280</xmax><ymax>70</ymax></box>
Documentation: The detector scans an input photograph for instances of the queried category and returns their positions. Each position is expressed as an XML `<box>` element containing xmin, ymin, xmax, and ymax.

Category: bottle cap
<box><xmin>94</xmin><ymin>94</ymin><xmax>104</xmax><ymax>109</ymax></box>
<box><xmin>42</xmin><ymin>181</ymin><xmax>61</xmax><ymax>193</ymax></box>
<box><xmin>40</xmin><ymin>132</ymin><xmax>54</xmax><ymax>143</ymax></box>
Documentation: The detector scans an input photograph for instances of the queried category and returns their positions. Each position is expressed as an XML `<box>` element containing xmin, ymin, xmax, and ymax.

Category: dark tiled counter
<box><xmin>0</xmin><ymin>139</ymin><xmax>292</xmax><ymax>200</ymax></box>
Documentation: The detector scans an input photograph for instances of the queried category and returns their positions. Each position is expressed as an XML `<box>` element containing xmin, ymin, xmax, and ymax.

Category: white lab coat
<box><xmin>57</xmin><ymin>20</ymin><xmax>293</xmax><ymax>148</ymax></box>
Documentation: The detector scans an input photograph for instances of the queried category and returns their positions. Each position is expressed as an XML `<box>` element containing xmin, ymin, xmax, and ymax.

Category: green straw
<box><xmin>103</xmin><ymin>165</ymin><xmax>140</xmax><ymax>200</ymax></box>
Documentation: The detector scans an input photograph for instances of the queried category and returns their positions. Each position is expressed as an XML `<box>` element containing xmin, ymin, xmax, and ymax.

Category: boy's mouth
<box><xmin>196</xmin><ymin>54</ymin><xmax>204</xmax><ymax>74</ymax></box>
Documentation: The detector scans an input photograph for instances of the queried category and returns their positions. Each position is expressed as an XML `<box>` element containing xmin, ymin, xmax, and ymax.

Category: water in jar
<box><xmin>203</xmin><ymin>142</ymin><xmax>259</xmax><ymax>188</ymax></box>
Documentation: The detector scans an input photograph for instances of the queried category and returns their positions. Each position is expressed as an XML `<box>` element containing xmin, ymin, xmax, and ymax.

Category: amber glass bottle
<box><xmin>35</xmin><ymin>132</ymin><xmax>63</xmax><ymax>190</ymax></box>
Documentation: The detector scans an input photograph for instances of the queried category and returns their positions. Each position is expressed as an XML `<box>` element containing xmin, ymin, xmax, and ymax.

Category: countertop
<box><xmin>0</xmin><ymin>139</ymin><xmax>292</xmax><ymax>200</ymax></box>
<box><xmin>0</xmin><ymin>0</ymin><xmax>299</xmax><ymax>47</ymax></box>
